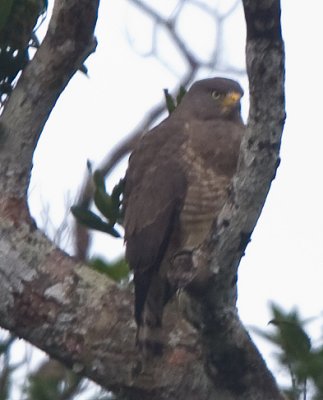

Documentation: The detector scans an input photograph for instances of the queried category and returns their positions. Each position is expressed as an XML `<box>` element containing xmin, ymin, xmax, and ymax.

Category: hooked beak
<box><xmin>222</xmin><ymin>91</ymin><xmax>241</xmax><ymax>107</ymax></box>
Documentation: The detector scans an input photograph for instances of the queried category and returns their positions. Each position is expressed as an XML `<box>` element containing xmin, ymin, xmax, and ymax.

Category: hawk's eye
<box><xmin>212</xmin><ymin>91</ymin><xmax>221</xmax><ymax>100</ymax></box>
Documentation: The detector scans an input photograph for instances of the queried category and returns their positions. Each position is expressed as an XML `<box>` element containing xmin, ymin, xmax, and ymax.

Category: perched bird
<box><xmin>123</xmin><ymin>77</ymin><xmax>245</xmax><ymax>356</ymax></box>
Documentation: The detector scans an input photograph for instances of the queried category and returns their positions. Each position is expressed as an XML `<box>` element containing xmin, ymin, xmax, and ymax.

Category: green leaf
<box><xmin>71</xmin><ymin>206</ymin><xmax>120</xmax><ymax>237</ymax></box>
<box><xmin>93</xmin><ymin>177</ymin><xmax>124</xmax><ymax>225</ymax></box>
<box><xmin>111</xmin><ymin>178</ymin><xmax>124</xmax><ymax>205</ymax></box>
<box><xmin>94</xmin><ymin>187</ymin><xmax>117</xmax><ymax>223</ymax></box>
<box><xmin>176</xmin><ymin>85</ymin><xmax>186</xmax><ymax>106</ymax></box>
<box><xmin>26</xmin><ymin>359</ymin><xmax>81</xmax><ymax>400</ymax></box>
<box><xmin>163</xmin><ymin>88</ymin><xmax>176</xmax><ymax>115</ymax></box>
<box><xmin>269</xmin><ymin>303</ymin><xmax>311</xmax><ymax>363</ymax></box>
<box><xmin>93</xmin><ymin>169</ymin><xmax>106</xmax><ymax>191</ymax></box>
<box><xmin>163</xmin><ymin>86</ymin><xmax>187</xmax><ymax>115</ymax></box>
<box><xmin>305</xmin><ymin>349</ymin><xmax>323</xmax><ymax>392</ymax></box>
<box><xmin>89</xmin><ymin>257</ymin><xmax>130</xmax><ymax>282</ymax></box>
<box><xmin>72</xmin><ymin>173</ymin><xmax>124</xmax><ymax>238</ymax></box>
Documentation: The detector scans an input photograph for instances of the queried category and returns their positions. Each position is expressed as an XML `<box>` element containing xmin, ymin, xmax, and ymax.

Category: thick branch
<box><xmin>0</xmin><ymin>0</ymin><xmax>99</xmax><ymax>198</ymax></box>
<box><xmin>178</xmin><ymin>0</ymin><xmax>285</xmax><ymax>398</ymax></box>
<box><xmin>0</xmin><ymin>211</ymin><xmax>233</xmax><ymax>400</ymax></box>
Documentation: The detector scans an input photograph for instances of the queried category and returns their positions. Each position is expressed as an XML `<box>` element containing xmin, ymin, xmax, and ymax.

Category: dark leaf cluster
<box><xmin>254</xmin><ymin>303</ymin><xmax>323</xmax><ymax>399</ymax></box>
<box><xmin>163</xmin><ymin>86</ymin><xmax>186</xmax><ymax>115</ymax></box>
<box><xmin>71</xmin><ymin>170</ymin><xmax>124</xmax><ymax>239</ymax></box>
<box><xmin>0</xmin><ymin>0</ymin><xmax>47</xmax><ymax>102</ymax></box>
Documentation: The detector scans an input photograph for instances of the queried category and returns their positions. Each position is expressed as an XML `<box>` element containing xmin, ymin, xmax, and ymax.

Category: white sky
<box><xmin>27</xmin><ymin>0</ymin><xmax>323</xmax><ymax>387</ymax></box>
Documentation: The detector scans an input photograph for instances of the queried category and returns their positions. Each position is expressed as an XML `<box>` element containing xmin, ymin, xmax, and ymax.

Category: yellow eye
<box><xmin>212</xmin><ymin>91</ymin><xmax>221</xmax><ymax>100</ymax></box>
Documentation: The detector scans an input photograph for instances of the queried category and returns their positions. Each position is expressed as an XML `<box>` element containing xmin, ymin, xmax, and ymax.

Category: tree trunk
<box><xmin>0</xmin><ymin>0</ymin><xmax>285</xmax><ymax>398</ymax></box>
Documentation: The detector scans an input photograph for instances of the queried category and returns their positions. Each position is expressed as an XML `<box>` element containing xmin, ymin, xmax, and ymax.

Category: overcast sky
<box><xmin>27</xmin><ymin>0</ymin><xmax>323</xmax><ymax>385</ymax></box>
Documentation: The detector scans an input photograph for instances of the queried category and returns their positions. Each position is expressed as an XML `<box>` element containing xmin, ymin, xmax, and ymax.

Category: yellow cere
<box><xmin>222</xmin><ymin>91</ymin><xmax>241</xmax><ymax>107</ymax></box>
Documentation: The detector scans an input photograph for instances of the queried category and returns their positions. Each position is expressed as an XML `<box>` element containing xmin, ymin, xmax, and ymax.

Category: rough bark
<box><xmin>178</xmin><ymin>0</ymin><xmax>286</xmax><ymax>397</ymax></box>
<box><xmin>0</xmin><ymin>0</ymin><xmax>98</xmax><ymax>197</ymax></box>
<box><xmin>0</xmin><ymin>0</ymin><xmax>285</xmax><ymax>399</ymax></box>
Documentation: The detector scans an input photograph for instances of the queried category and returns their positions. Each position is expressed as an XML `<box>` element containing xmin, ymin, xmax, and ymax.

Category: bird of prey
<box><xmin>123</xmin><ymin>77</ymin><xmax>245</xmax><ymax>356</ymax></box>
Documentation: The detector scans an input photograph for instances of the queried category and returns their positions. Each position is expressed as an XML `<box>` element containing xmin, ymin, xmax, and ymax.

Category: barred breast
<box><xmin>179</xmin><ymin>139</ymin><xmax>231</xmax><ymax>249</ymax></box>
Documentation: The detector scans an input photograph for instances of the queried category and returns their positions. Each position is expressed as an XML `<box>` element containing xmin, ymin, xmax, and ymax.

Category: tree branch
<box><xmin>173</xmin><ymin>0</ymin><xmax>286</xmax><ymax>398</ymax></box>
<box><xmin>0</xmin><ymin>0</ymin><xmax>286</xmax><ymax>399</ymax></box>
<box><xmin>0</xmin><ymin>0</ymin><xmax>99</xmax><ymax>199</ymax></box>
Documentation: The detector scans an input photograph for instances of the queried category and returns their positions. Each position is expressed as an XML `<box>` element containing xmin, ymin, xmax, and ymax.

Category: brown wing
<box><xmin>123</xmin><ymin>121</ymin><xmax>187</xmax><ymax>324</ymax></box>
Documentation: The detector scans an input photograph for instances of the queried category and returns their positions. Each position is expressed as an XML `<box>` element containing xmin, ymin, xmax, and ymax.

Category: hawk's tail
<box><xmin>136</xmin><ymin>314</ymin><xmax>164</xmax><ymax>356</ymax></box>
<box><xmin>135</xmin><ymin>274</ymin><xmax>172</xmax><ymax>357</ymax></box>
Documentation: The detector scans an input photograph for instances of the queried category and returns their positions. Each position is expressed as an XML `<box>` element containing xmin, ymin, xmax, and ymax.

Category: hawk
<box><xmin>123</xmin><ymin>77</ymin><xmax>245</xmax><ymax>355</ymax></box>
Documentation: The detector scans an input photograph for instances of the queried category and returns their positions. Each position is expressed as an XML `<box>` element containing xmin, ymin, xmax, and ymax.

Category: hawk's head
<box><xmin>178</xmin><ymin>77</ymin><xmax>244</xmax><ymax>122</ymax></box>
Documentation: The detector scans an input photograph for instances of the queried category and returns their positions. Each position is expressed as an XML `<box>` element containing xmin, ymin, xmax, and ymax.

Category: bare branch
<box><xmin>219</xmin><ymin>0</ymin><xmax>241</xmax><ymax>20</ymax></box>
<box><xmin>129</xmin><ymin>0</ymin><xmax>199</xmax><ymax>68</ymax></box>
